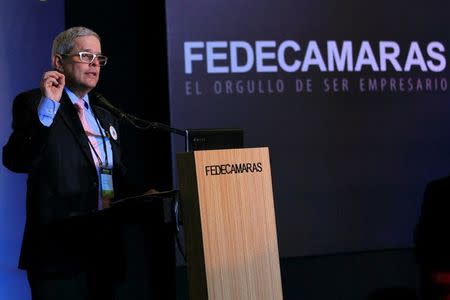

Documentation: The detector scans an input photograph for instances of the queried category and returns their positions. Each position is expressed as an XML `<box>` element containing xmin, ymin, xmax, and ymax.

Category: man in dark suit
<box><xmin>415</xmin><ymin>176</ymin><xmax>450</xmax><ymax>300</ymax></box>
<box><xmin>3</xmin><ymin>26</ymin><xmax>130</xmax><ymax>300</ymax></box>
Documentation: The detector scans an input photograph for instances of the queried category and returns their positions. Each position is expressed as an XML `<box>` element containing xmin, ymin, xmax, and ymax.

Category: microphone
<box><xmin>94</xmin><ymin>92</ymin><xmax>127</xmax><ymax>120</ymax></box>
<box><xmin>94</xmin><ymin>92</ymin><xmax>186</xmax><ymax>136</ymax></box>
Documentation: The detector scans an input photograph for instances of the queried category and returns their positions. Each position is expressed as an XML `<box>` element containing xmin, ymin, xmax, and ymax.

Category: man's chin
<box><xmin>83</xmin><ymin>81</ymin><xmax>98</xmax><ymax>90</ymax></box>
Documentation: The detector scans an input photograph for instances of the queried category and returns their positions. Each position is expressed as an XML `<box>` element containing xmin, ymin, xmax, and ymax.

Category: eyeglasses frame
<box><xmin>60</xmin><ymin>51</ymin><xmax>108</xmax><ymax>66</ymax></box>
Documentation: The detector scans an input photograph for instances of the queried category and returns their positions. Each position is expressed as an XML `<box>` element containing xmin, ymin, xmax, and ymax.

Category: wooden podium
<box><xmin>177</xmin><ymin>147</ymin><xmax>283</xmax><ymax>300</ymax></box>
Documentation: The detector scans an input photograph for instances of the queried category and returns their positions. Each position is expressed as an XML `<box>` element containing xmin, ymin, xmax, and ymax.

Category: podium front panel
<box><xmin>177</xmin><ymin>147</ymin><xmax>283</xmax><ymax>300</ymax></box>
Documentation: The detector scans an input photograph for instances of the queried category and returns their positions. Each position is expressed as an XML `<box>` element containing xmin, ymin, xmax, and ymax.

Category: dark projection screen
<box><xmin>165</xmin><ymin>0</ymin><xmax>450</xmax><ymax>257</ymax></box>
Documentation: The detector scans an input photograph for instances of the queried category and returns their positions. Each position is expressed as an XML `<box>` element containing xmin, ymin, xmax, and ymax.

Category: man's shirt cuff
<box><xmin>38</xmin><ymin>97</ymin><xmax>60</xmax><ymax>126</ymax></box>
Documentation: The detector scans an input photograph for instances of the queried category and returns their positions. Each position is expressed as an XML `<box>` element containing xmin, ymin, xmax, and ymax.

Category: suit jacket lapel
<box><xmin>57</xmin><ymin>93</ymin><xmax>96</xmax><ymax>170</ymax></box>
<box><xmin>91</xmin><ymin>104</ymin><xmax>121</xmax><ymax>170</ymax></box>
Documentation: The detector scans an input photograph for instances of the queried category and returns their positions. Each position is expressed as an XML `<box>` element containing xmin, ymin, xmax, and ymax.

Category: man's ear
<box><xmin>52</xmin><ymin>55</ymin><xmax>64</xmax><ymax>72</ymax></box>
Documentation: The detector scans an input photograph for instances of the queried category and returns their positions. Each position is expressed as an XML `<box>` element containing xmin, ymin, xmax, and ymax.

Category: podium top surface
<box><xmin>186</xmin><ymin>128</ymin><xmax>244</xmax><ymax>151</ymax></box>
<box><xmin>111</xmin><ymin>189</ymin><xmax>179</xmax><ymax>207</ymax></box>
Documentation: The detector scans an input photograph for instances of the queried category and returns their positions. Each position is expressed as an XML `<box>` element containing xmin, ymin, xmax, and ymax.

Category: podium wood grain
<box><xmin>177</xmin><ymin>147</ymin><xmax>283</xmax><ymax>300</ymax></box>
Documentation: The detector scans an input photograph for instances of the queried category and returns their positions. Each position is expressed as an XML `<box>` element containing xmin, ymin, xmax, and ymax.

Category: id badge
<box><xmin>100</xmin><ymin>167</ymin><xmax>114</xmax><ymax>200</ymax></box>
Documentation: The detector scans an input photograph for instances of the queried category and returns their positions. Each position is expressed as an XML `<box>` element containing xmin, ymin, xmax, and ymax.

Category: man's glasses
<box><xmin>62</xmin><ymin>51</ymin><xmax>108</xmax><ymax>66</ymax></box>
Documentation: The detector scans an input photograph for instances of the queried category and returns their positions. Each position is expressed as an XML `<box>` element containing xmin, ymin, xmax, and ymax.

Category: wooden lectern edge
<box><xmin>111</xmin><ymin>189</ymin><xmax>179</xmax><ymax>206</ymax></box>
<box><xmin>60</xmin><ymin>190</ymin><xmax>178</xmax><ymax>222</ymax></box>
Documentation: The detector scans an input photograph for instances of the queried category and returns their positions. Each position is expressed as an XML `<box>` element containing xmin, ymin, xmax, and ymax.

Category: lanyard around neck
<box><xmin>84</xmin><ymin>105</ymin><xmax>110</xmax><ymax>168</ymax></box>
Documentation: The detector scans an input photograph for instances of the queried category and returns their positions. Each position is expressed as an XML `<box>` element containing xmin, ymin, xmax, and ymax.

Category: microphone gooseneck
<box><xmin>95</xmin><ymin>92</ymin><xmax>127</xmax><ymax>120</ymax></box>
<box><xmin>94</xmin><ymin>92</ymin><xmax>186</xmax><ymax>136</ymax></box>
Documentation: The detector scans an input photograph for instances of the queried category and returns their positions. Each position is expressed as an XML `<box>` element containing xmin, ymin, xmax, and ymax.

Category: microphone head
<box><xmin>93</xmin><ymin>92</ymin><xmax>124</xmax><ymax>118</ymax></box>
<box><xmin>94</xmin><ymin>92</ymin><xmax>107</xmax><ymax>103</ymax></box>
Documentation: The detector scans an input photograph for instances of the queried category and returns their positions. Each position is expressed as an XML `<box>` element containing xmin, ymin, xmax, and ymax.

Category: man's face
<box><xmin>62</xmin><ymin>35</ymin><xmax>102</xmax><ymax>95</ymax></box>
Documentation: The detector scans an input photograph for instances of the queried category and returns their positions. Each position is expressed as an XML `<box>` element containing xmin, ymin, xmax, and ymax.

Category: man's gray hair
<box><xmin>51</xmin><ymin>26</ymin><xmax>100</xmax><ymax>56</ymax></box>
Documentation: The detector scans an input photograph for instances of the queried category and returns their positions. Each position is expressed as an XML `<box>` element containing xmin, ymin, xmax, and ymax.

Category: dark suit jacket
<box><xmin>415</xmin><ymin>176</ymin><xmax>450</xmax><ymax>299</ymax></box>
<box><xmin>3</xmin><ymin>88</ymin><xmax>130</xmax><ymax>274</ymax></box>
<box><xmin>415</xmin><ymin>176</ymin><xmax>450</xmax><ymax>269</ymax></box>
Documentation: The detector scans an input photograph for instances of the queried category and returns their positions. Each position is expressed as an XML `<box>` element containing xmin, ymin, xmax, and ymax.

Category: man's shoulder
<box><xmin>16</xmin><ymin>88</ymin><xmax>41</xmax><ymax>98</ymax></box>
<box><xmin>426</xmin><ymin>175</ymin><xmax>450</xmax><ymax>192</ymax></box>
<box><xmin>13</xmin><ymin>88</ymin><xmax>41</xmax><ymax>106</ymax></box>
